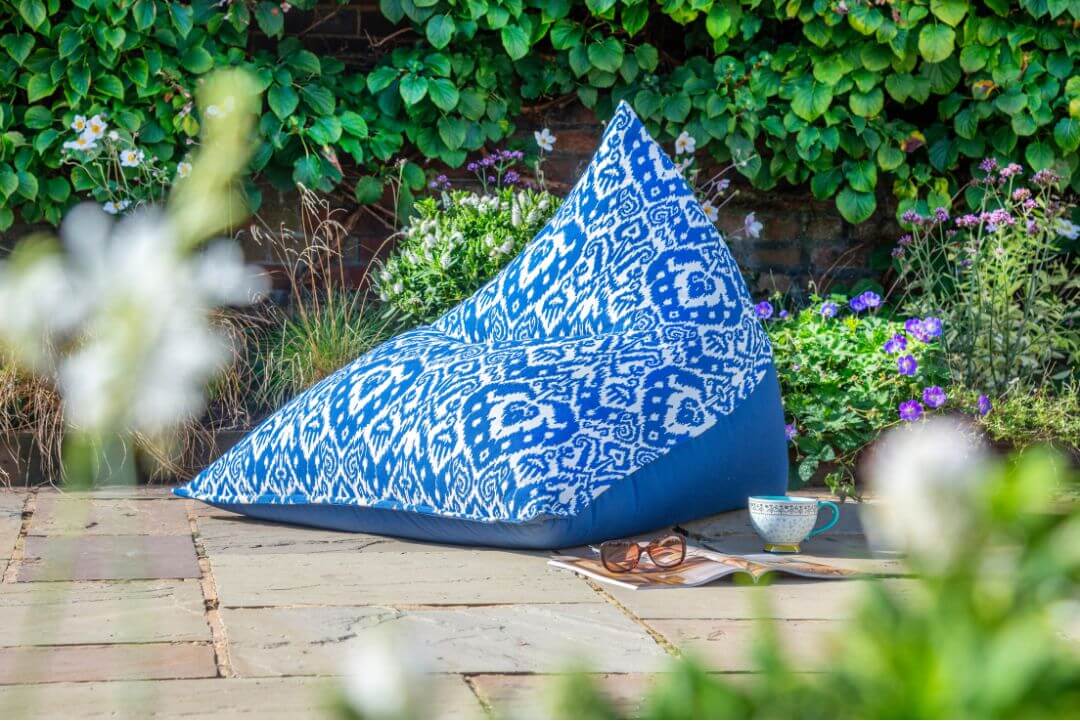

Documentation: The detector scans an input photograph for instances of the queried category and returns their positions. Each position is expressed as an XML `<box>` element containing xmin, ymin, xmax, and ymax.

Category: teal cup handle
<box><xmin>806</xmin><ymin>501</ymin><xmax>840</xmax><ymax>540</ymax></box>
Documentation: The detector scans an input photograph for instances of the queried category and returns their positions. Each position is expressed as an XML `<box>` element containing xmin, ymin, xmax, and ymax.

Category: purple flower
<box><xmin>819</xmin><ymin>301</ymin><xmax>838</xmax><ymax>318</ymax></box>
<box><xmin>933</xmin><ymin>207</ymin><xmax>949</xmax><ymax>223</ymax></box>
<box><xmin>1026</xmin><ymin>219</ymin><xmax>1039</xmax><ymax>235</ymax></box>
<box><xmin>920</xmin><ymin>317</ymin><xmax>942</xmax><ymax>338</ymax></box>
<box><xmin>977</xmin><ymin>394</ymin><xmax>992</xmax><ymax>416</ymax></box>
<box><xmin>779</xmin><ymin>309</ymin><xmax>789</xmax><ymax>319</ymax></box>
<box><xmin>1012</xmin><ymin>187</ymin><xmax>1031</xmax><ymax>202</ymax></box>
<box><xmin>899</xmin><ymin>399</ymin><xmax>924</xmax><ymax>422</ymax></box>
<box><xmin>1032</xmin><ymin>169</ymin><xmax>1059</xmax><ymax>186</ymax></box>
<box><xmin>883</xmin><ymin>334</ymin><xmax>907</xmax><ymax>354</ymax></box>
<box><xmin>502</xmin><ymin>170</ymin><xmax>520</xmax><ymax>185</ymax></box>
<box><xmin>999</xmin><ymin>163</ymin><xmax>1022</xmax><ymax>178</ymax></box>
<box><xmin>955</xmin><ymin>213</ymin><xmax>981</xmax><ymax>228</ymax></box>
<box><xmin>891</xmin><ymin>246</ymin><xmax>905</xmax><ymax>258</ymax></box>
<box><xmin>755</xmin><ymin>301</ymin><xmax>774</xmax><ymax>320</ymax></box>
<box><xmin>922</xmin><ymin>385</ymin><xmax>947</xmax><ymax>409</ymax></box>
<box><xmin>897</xmin><ymin>234</ymin><xmax>913</xmax><ymax>246</ymax></box>
<box><xmin>897</xmin><ymin>354</ymin><xmax>918</xmax><ymax>376</ymax></box>
<box><xmin>849</xmin><ymin>291</ymin><xmax>880</xmax><ymax>313</ymax></box>
<box><xmin>901</xmin><ymin>209</ymin><xmax>923</xmax><ymax>225</ymax></box>
<box><xmin>979</xmin><ymin>157</ymin><xmax>999</xmax><ymax>173</ymax></box>
<box><xmin>466</xmin><ymin>161</ymin><xmax>479</xmax><ymax>172</ymax></box>
<box><xmin>785</xmin><ymin>423</ymin><xmax>798</xmax><ymax>441</ymax></box>
<box><xmin>904</xmin><ymin>317</ymin><xmax>922</xmax><ymax>336</ymax></box>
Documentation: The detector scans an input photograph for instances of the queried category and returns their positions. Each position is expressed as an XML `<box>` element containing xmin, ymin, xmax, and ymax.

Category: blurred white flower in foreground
<box><xmin>341</xmin><ymin>628</ymin><xmax>430</xmax><ymax>719</ymax></box>
<box><xmin>862</xmin><ymin>416</ymin><xmax>991</xmax><ymax>569</ymax></box>
<box><xmin>0</xmin><ymin>204</ymin><xmax>265</xmax><ymax>438</ymax></box>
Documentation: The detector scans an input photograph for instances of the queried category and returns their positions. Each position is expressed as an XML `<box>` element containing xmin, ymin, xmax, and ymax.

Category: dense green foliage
<box><xmin>374</xmin><ymin>186</ymin><xmax>556</xmax><ymax>323</ymax></box>
<box><xmin>0</xmin><ymin>0</ymin><xmax>1077</xmax><ymax>229</ymax></box>
<box><xmin>770</xmin><ymin>296</ymin><xmax>948</xmax><ymax>496</ymax></box>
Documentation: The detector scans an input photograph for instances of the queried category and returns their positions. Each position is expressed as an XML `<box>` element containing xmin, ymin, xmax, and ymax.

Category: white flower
<box><xmin>862</xmin><ymin>417</ymin><xmax>991</xmax><ymax>570</ymax></box>
<box><xmin>84</xmin><ymin>114</ymin><xmax>107</xmax><ymax>140</ymax></box>
<box><xmin>717</xmin><ymin>178</ymin><xmax>731</xmax><ymax>193</ymax></box>
<box><xmin>340</xmin><ymin>627</ymin><xmax>429</xmax><ymax>719</ymax></box>
<box><xmin>0</xmin><ymin>204</ymin><xmax>265</xmax><ymax>437</ymax></box>
<box><xmin>204</xmin><ymin>105</ymin><xmax>222</xmax><ymax>118</ymax></box>
<box><xmin>120</xmin><ymin>148</ymin><xmax>145</xmax><ymax>168</ymax></box>
<box><xmin>1054</xmin><ymin>218</ymin><xmax>1079</xmax><ymax>240</ymax></box>
<box><xmin>701</xmin><ymin>200</ymin><xmax>719</xmax><ymax>223</ymax></box>
<box><xmin>391</xmin><ymin>281</ymin><xmax>403</xmax><ymax>295</ymax></box>
<box><xmin>674</xmin><ymin>130</ymin><xmax>696</xmax><ymax>156</ymax></box>
<box><xmin>176</xmin><ymin>161</ymin><xmax>193</xmax><ymax>179</ymax></box>
<box><xmin>438</xmin><ymin>252</ymin><xmax>452</xmax><ymax>269</ymax></box>
<box><xmin>70</xmin><ymin>115</ymin><xmax>87</xmax><ymax>133</ymax></box>
<box><xmin>108</xmin><ymin>130</ymin><xmax>119</xmax><ymax>141</ymax></box>
<box><xmin>744</xmin><ymin>212</ymin><xmax>763</xmax><ymax>239</ymax></box>
<box><xmin>63</xmin><ymin>133</ymin><xmax>98</xmax><ymax>152</ymax></box>
<box><xmin>534</xmin><ymin>128</ymin><xmax>556</xmax><ymax>152</ymax></box>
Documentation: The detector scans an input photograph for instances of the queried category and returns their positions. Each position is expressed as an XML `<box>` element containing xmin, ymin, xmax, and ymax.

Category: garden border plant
<box><xmin>0</xmin><ymin>0</ymin><xmax>1076</xmax><ymax>232</ymax></box>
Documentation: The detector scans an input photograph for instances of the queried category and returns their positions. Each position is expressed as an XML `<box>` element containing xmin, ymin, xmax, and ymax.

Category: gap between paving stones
<box><xmin>186</xmin><ymin>500</ymin><xmax>231</xmax><ymax>679</ymax></box>
<box><xmin>2</xmin><ymin>491</ymin><xmax>36</xmax><ymax>584</ymax></box>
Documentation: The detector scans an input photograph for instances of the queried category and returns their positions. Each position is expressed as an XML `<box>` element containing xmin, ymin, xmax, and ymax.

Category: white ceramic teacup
<box><xmin>747</xmin><ymin>495</ymin><xmax>841</xmax><ymax>553</ymax></box>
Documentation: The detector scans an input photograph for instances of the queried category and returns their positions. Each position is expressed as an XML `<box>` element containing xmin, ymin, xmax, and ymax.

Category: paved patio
<box><xmin>0</xmin><ymin>487</ymin><xmax>902</xmax><ymax>718</ymax></box>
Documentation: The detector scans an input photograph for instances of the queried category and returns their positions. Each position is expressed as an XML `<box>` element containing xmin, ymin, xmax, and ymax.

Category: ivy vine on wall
<box><xmin>0</xmin><ymin>0</ymin><xmax>1077</xmax><ymax>230</ymax></box>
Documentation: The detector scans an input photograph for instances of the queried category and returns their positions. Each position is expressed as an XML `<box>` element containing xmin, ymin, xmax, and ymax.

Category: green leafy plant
<box><xmin>374</xmin><ymin>182</ymin><xmax>557</xmax><ymax>325</ymax></box>
<box><xmin>969</xmin><ymin>383</ymin><xmax>1080</xmax><ymax>452</ymax></box>
<box><xmin>2</xmin><ymin>0</ymin><xmax>1078</xmax><ymax>229</ymax></box>
<box><xmin>769</xmin><ymin>292</ymin><xmax>947</xmax><ymax>497</ymax></box>
<box><xmin>894</xmin><ymin>160</ymin><xmax>1079</xmax><ymax>396</ymax></box>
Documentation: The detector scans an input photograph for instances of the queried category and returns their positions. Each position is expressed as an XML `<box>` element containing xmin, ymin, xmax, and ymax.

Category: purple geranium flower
<box><xmin>819</xmin><ymin>301</ymin><xmax>838</xmax><ymax>318</ymax></box>
<box><xmin>977</xmin><ymin>394</ymin><xmax>992</xmax><ymax>416</ymax></box>
<box><xmin>849</xmin><ymin>295</ymin><xmax>867</xmax><ymax>312</ymax></box>
<box><xmin>779</xmin><ymin>309</ymin><xmax>789</xmax><ymax>319</ymax></box>
<box><xmin>898</xmin><ymin>399</ymin><xmax>923</xmax><ymax>422</ymax></box>
<box><xmin>755</xmin><ymin>301</ymin><xmax>774</xmax><ymax>320</ymax></box>
<box><xmin>849</xmin><ymin>291</ymin><xmax>881</xmax><ymax>313</ymax></box>
<box><xmin>785</xmin><ymin>423</ymin><xmax>798</xmax><ymax>441</ymax></box>
<box><xmin>883</xmin><ymin>334</ymin><xmax>907</xmax><ymax>354</ymax></box>
<box><xmin>922</xmin><ymin>385</ymin><xmax>947</xmax><ymax>409</ymax></box>
<box><xmin>897</xmin><ymin>354</ymin><xmax>918</xmax><ymax>376</ymax></box>
<box><xmin>921</xmin><ymin>316</ymin><xmax>942</xmax><ymax>338</ymax></box>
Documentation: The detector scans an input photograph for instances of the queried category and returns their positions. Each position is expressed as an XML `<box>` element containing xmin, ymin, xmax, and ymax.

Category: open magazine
<box><xmin>550</xmin><ymin>542</ymin><xmax>859</xmax><ymax>590</ymax></box>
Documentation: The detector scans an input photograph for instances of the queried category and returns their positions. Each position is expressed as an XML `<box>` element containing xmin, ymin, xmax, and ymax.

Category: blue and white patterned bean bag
<box><xmin>176</xmin><ymin>101</ymin><xmax>788</xmax><ymax>548</ymax></box>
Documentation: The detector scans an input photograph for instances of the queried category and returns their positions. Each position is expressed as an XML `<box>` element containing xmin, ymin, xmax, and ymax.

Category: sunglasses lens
<box><xmin>601</xmin><ymin>541</ymin><xmax>640</xmax><ymax>572</ymax></box>
<box><xmin>648</xmin><ymin>535</ymin><xmax>686</xmax><ymax>567</ymax></box>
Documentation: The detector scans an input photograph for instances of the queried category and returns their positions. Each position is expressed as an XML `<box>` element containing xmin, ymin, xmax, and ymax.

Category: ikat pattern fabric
<box><xmin>178</xmin><ymin>101</ymin><xmax>774</xmax><ymax>522</ymax></box>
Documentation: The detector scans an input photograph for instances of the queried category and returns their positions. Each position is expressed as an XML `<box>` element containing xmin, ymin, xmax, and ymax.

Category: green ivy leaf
<box><xmin>133</xmin><ymin>0</ymin><xmax>157</xmax><ymax>30</ymax></box>
<box><xmin>622</xmin><ymin>2</ymin><xmax>647</xmax><ymax>36</ymax></box>
<box><xmin>876</xmin><ymin>144</ymin><xmax>905</xmax><ymax>171</ymax></box>
<box><xmin>267</xmin><ymin>84</ymin><xmax>299</xmax><ymax>120</ymax></box>
<box><xmin>437</xmin><ymin>115</ymin><xmax>467</xmax><ymax>150</ymax></box>
<box><xmin>300</xmin><ymin>84</ymin><xmax>335</xmax><ymax>115</ymax></box>
<box><xmin>1024</xmin><ymin>140</ymin><xmax>1055</xmax><ymax>170</ymax></box>
<box><xmin>292</xmin><ymin>154</ymin><xmax>321</xmax><ymax>187</ymax></box>
<box><xmin>170</xmin><ymin>4</ymin><xmax>194</xmax><ymax>38</ymax></box>
<box><xmin>550</xmin><ymin>20</ymin><xmax>583</xmax><ymax>50</ymax></box>
<box><xmin>587</xmin><ymin>37</ymin><xmax>624</xmax><ymax>73</ymax></box>
<box><xmin>0</xmin><ymin>166</ymin><xmax>18</xmax><ymax>199</ymax></box>
<box><xmin>849</xmin><ymin>88</ymin><xmax>884</xmax><ymax>117</ymax></box>
<box><xmin>811</xmin><ymin>168</ymin><xmax>843</xmax><ymax>199</ymax></box>
<box><xmin>845</xmin><ymin>159</ymin><xmax>877</xmax><ymax>192</ymax></box>
<box><xmin>32</xmin><ymin>128</ymin><xmax>58</xmax><ymax>154</ymax></box>
<box><xmin>634</xmin><ymin>44</ymin><xmax>659</xmax><ymax>72</ymax></box>
<box><xmin>182</xmin><ymin>46</ymin><xmax>214</xmax><ymax>75</ymax></box>
<box><xmin>16</xmin><ymin>169</ymin><xmax>37</xmax><ymax>201</ymax></box>
<box><xmin>0</xmin><ymin>207</ymin><xmax>12</xmax><ymax>231</ymax></box>
<box><xmin>791</xmin><ymin>78</ymin><xmax>833</xmax><ymax>121</ymax></box>
<box><xmin>959</xmin><ymin>44</ymin><xmax>989</xmax><ymax>73</ymax></box>
<box><xmin>307</xmin><ymin>115</ymin><xmax>342</xmax><ymax>145</ymax></box>
<box><xmin>339</xmin><ymin>111</ymin><xmax>369</xmax><ymax>138</ymax></box>
<box><xmin>96</xmin><ymin>74</ymin><xmax>125</xmax><ymax>99</ymax></box>
<box><xmin>705</xmin><ymin>3</ymin><xmax>732</xmax><ymax>38</ymax></box>
<box><xmin>813</xmin><ymin>55</ymin><xmax>850</xmax><ymax>85</ymax></box>
<box><xmin>288</xmin><ymin>50</ymin><xmax>321</xmax><ymax>77</ymax></box>
<box><xmin>18</xmin><ymin>0</ymin><xmax>47</xmax><ymax>30</ymax></box>
<box><xmin>918</xmin><ymin>25</ymin><xmax>955</xmax><ymax>63</ymax></box>
<box><xmin>254</xmin><ymin>1</ymin><xmax>284</xmax><ymax>38</ymax></box>
<box><xmin>1</xmin><ymin>34</ymin><xmax>34</xmax><ymax>66</ymax></box>
<box><xmin>663</xmin><ymin>92</ymin><xmax>691</xmax><ymax>122</ymax></box>
<box><xmin>836</xmin><ymin>185</ymin><xmax>877</xmax><ymax>223</ymax></box>
<box><xmin>930</xmin><ymin>0</ymin><xmax>969</xmax><ymax>26</ymax></box>
<box><xmin>67</xmin><ymin>63</ymin><xmax>90</xmax><ymax>97</ymax></box>
<box><xmin>398</xmin><ymin>74</ymin><xmax>429</xmax><ymax>105</ymax></box>
<box><xmin>1053</xmin><ymin>117</ymin><xmax>1080</xmax><ymax>152</ymax></box>
<box><xmin>426</xmin><ymin>14</ymin><xmax>455</xmax><ymax>49</ymax></box>
<box><xmin>26</xmin><ymin>74</ymin><xmax>55</xmax><ymax>103</ymax></box>
<box><xmin>500</xmin><ymin>24</ymin><xmax>529</xmax><ymax>60</ymax></box>
<box><xmin>366</xmin><ymin>66</ymin><xmax>399</xmax><ymax>94</ymax></box>
<box><xmin>427</xmin><ymin>77</ymin><xmax>459</xmax><ymax>111</ymax></box>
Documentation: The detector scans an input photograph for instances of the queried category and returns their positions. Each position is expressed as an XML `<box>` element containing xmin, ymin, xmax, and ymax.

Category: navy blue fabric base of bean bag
<box><xmin>203</xmin><ymin>366</ymin><xmax>787</xmax><ymax>549</ymax></box>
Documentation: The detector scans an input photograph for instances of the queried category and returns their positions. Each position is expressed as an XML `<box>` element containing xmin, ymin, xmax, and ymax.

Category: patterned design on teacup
<box><xmin>748</xmin><ymin>499</ymin><xmax>816</xmax><ymax>517</ymax></box>
<box><xmin>748</xmin><ymin>498</ymin><xmax>819</xmax><ymax>544</ymax></box>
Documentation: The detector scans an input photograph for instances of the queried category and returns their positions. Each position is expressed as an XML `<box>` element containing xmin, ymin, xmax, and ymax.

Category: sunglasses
<box><xmin>599</xmin><ymin>533</ymin><xmax>687</xmax><ymax>573</ymax></box>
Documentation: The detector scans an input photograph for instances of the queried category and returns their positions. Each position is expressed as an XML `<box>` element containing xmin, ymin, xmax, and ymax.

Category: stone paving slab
<box><xmin>0</xmin><ymin>675</ymin><xmax>483</xmax><ymax>719</ymax></box>
<box><xmin>684</xmin><ymin>533</ymin><xmax>906</xmax><ymax>576</ymax></box>
<box><xmin>0</xmin><ymin>580</ymin><xmax>209</xmax><ymax>646</ymax></box>
<box><xmin>211</xmin><ymin>549</ymin><xmax>598</xmax><ymax>607</ymax></box>
<box><xmin>29</xmin><ymin>497</ymin><xmax>191</xmax><ymax>536</ymax></box>
<box><xmin>18</xmin><ymin>535</ymin><xmax>199</xmax><ymax>581</ymax></box>
<box><xmin>0</xmin><ymin>493</ymin><xmax>25</xmax><ymax>561</ymax></box>
<box><xmin>648</xmin><ymin>618</ymin><xmax>840</xmax><ymax>671</ymax></box>
<box><xmin>608</xmin><ymin>578</ymin><xmax>916</xmax><ymax>621</ymax></box>
<box><xmin>195</xmin><ymin>514</ymin><xmax>445</xmax><ymax>556</ymax></box>
<box><xmin>469</xmin><ymin>673</ymin><xmax>658</xmax><ymax>718</ymax></box>
<box><xmin>223</xmin><ymin>604</ymin><xmax>671</xmax><ymax>676</ymax></box>
<box><xmin>0</xmin><ymin>642</ymin><xmax>216</xmax><ymax>684</ymax></box>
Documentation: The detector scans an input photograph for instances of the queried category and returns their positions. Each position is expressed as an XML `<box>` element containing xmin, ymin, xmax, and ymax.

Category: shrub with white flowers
<box><xmin>374</xmin><ymin>187</ymin><xmax>557</xmax><ymax>324</ymax></box>
<box><xmin>59</xmin><ymin>113</ymin><xmax>192</xmax><ymax>216</ymax></box>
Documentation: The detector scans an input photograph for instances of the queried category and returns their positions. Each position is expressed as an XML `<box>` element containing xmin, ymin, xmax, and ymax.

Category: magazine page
<box><xmin>550</xmin><ymin>543</ymin><xmax>860</xmax><ymax>590</ymax></box>
<box><xmin>549</xmin><ymin>545</ymin><xmax>744</xmax><ymax>590</ymax></box>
